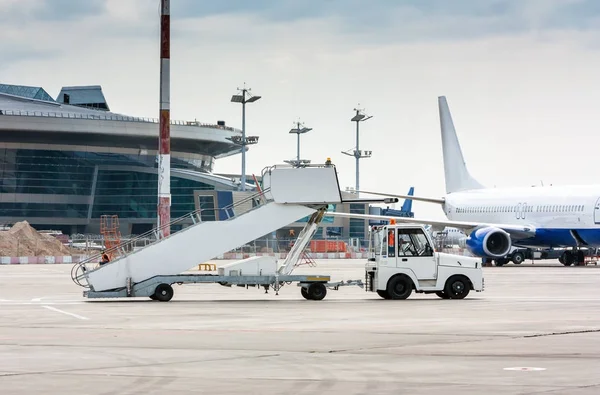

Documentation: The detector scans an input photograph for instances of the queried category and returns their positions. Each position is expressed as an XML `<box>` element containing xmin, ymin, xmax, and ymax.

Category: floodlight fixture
<box><xmin>344</xmin><ymin>106</ymin><xmax>374</xmax><ymax>197</ymax></box>
<box><xmin>288</xmin><ymin>120</ymin><xmax>313</xmax><ymax>166</ymax></box>
<box><xmin>230</xmin><ymin>83</ymin><xmax>261</xmax><ymax>191</ymax></box>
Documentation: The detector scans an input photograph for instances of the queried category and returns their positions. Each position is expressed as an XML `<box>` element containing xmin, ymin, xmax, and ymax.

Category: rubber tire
<box><xmin>376</xmin><ymin>290</ymin><xmax>391</xmax><ymax>299</ymax></box>
<box><xmin>512</xmin><ymin>252</ymin><xmax>524</xmax><ymax>265</ymax></box>
<box><xmin>301</xmin><ymin>287</ymin><xmax>310</xmax><ymax>300</ymax></box>
<box><xmin>577</xmin><ymin>250</ymin><xmax>585</xmax><ymax>266</ymax></box>
<box><xmin>444</xmin><ymin>276</ymin><xmax>470</xmax><ymax>299</ymax></box>
<box><xmin>149</xmin><ymin>294</ymin><xmax>158</xmax><ymax>300</ymax></box>
<box><xmin>495</xmin><ymin>259</ymin><xmax>508</xmax><ymax>266</ymax></box>
<box><xmin>436</xmin><ymin>291</ymin><xmax>450</xmax><ymax>299</ymax></box>
<box><xmin>562</xmin><ymin>251</ymin><xmax>574</xmax><ymax>266</ymax></box>
<box><xmin>386</xmin><ymin>275</ymin><xmax>413</xmax><ymax>300</ymax></box>
<box><xmin>154</xmin><ymin>283</ymin><xmax>174</xmax><ymax>302</ymax></box>
<box><xmin>306</xmin><ymin>283</ymin><xmax>327</xmax><ymax>301</ymax></box>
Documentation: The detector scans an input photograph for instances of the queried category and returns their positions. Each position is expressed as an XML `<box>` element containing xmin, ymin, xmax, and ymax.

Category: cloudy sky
<box><xmin>2</xmin><ymin>0</ymin><xmax>600</xmax><ymax>220</ymax></box>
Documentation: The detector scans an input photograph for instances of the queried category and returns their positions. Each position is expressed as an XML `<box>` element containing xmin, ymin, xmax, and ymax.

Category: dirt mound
<box><xmin>0</xmin><ymin>221</ymin><xmax>72</xmax><ymax>256</ymax></box>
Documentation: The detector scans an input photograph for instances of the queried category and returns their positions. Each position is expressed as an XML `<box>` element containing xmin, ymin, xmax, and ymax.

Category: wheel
<box><xmin>386</xmin><ymin>275</ymin><xmax>413</xmax><ymax>300</ymax></box>
<box><xmin>435</xmin><ymin>291</ymin><xmax>450</xmax><ymax>299</ymax></box>
<box><xmin>153</xmin><ymin>283</ymin><xmax>174</xmax><ymax>302</ymax></box>
<box><xmin>444</xmin><ymin>276</ymin><xmax>471</xmax><ymax>299</ymax></box>
<box><xmin>561</xmin><ymin>251</ymin><xmax>574</xmax><ymax>266</ymax></box>
<box><xmin>576</xmin><ymin>250</ymin><xmax>585</xmax><ymax>265</ymax></box>
<box><xmin>301</xmin><ymin>287</ymin><xmax>310</xmax><ymax>300</ymax></box>
<box><xmin>512</xmin><ymin>252</ymin><xmax>524</xmax><ymax>265</ymax></box>
<box><xmin>306</xmin><ymin>283</ymin><xmax>327</xmax><ymax>301</ymax></box>
<box><xmin>149</xmin><ymin>294</ymin><xmax>158</xmax><ymax>300</ymax></box>
<box><xmin>376</xmin><ymin>290</ymin><xmax>391</xmax><ymax>299</ymax></box>
<box><xmin>495</xmin><ymin>258</ymin><xmax>508</xmax><ymax>266</ymax></box>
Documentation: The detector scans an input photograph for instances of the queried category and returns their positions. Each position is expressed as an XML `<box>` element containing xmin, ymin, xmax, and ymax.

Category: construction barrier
<box><xmin>309</xmin><ymin>240</ymin><xmax>348</xmax><ymax>253</ymax></box>
<box><xmin>0</xmin><ymin>249</ymin><xmax>472</xmax><ymax>264</ymax></box>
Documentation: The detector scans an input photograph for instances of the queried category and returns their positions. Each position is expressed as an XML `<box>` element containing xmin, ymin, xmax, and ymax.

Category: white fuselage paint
<box><xmin>442</xmin><ymin>185</ymin><xmax>600</xmax><ymax>230</ymax></box>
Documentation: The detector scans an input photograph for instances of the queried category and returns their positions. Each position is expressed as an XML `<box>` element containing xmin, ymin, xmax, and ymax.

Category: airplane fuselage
<box><xmin>443</xmin><ymin>184</ymin><xmax>600</xmax><ymax>248</ymax></box>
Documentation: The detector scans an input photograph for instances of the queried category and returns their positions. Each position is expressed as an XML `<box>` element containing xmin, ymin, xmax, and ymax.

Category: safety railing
<box><xmin>70</xmin><ymin>187</ymin><xmax>270</xmax><ymax>287</ymax></box>
<box><xmin>0</xmin><ymin>109</ymin><xmax>240</xmax><ymax>133</ymax></box>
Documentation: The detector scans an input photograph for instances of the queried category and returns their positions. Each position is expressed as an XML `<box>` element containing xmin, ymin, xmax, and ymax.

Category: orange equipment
<box><xmin>100</xmin><ymin>215</ymin><xmax>122</xmax><ymax>260</ymax></box>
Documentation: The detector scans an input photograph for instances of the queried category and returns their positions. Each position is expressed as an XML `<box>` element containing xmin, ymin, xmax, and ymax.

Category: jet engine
<box><xmin>458</xmin><ymin>226</ymin><xmax>511</xmax><ymax>258</ymax></box>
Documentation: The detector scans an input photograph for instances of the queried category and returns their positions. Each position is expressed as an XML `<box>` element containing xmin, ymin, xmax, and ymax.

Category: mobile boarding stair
<box><xmin>71</xmin><ymin>163</ymin><xmax>367</xmax><ymax>301</ymax></box>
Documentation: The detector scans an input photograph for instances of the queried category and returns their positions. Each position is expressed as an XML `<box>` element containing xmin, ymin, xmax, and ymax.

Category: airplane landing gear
<box><xmin>560</xmin><ymin>249</ymin><xmax>585</xmax><ymax>266</ymax></box>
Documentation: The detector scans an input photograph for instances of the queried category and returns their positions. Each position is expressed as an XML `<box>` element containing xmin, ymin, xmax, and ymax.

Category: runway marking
<box><xmin>0</xmin><ymin>300</ymin><xmax>84</xmax><ymax>306</ymax></box>
<box><xmin>42</xmin><ymin>305</ymin><xmax>89</xmax><ymax>320</ymax></box>
<box><xmin>503</xmin><ymin>367</ymin><xmax>546</xmax><ymax>371</ymax></box>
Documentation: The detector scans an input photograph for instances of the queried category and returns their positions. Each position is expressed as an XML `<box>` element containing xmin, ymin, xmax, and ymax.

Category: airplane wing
<box><xmin>325</xmin><ymin>212</ymin><xmax>536</xmax><ymax>239</ymax></box>
<box><xmin>357</xmin><ymin>190</ymin><xmax>445</xmax><ymax>204</ymax></box>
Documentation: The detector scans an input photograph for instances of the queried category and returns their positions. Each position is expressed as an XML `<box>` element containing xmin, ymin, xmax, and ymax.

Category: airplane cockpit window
<box><xmin>397</xmin><ymin>228</ymin><xmax>434</xmax><ymax>257</ymax></box>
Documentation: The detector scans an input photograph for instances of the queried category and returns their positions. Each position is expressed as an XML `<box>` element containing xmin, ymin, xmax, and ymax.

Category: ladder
<box><xmin>100</xmin><ymin>215</ymin><xmax>121</xmax><ymax>260</ymax></box>
<box><xmin>278</xmin><ymin>208</ymin><xmax>326</xmax><ymax>275</ymax></box>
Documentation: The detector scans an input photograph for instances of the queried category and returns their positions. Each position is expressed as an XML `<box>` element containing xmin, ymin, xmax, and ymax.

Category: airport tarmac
<box><xmin>1</xmin><ymin>259</ymin><xmax>600</xmax><ymax>394</ymax></box>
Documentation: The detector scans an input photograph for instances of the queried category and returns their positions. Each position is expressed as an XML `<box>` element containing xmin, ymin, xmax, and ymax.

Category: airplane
<box><xmin>328</xmin><ymin>96</ymin><xmax>600</xmax><ymax>266</ymax></box>
<box><xmin>367</xmin><ymin>187</ymin><xmax>415</xmax><ymax>225</ymax></box>
<box><xmin>426</xmin><ymin>226</ymin><xmax>466</xmax><ymax>247</ymax></box>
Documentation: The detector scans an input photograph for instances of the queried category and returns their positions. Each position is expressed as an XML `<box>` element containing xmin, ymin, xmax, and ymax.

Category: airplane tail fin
<box><xmin>400</xmin><ymin>187</ymin><xmax>414</xmax><ymax>212</ymax></box>
<box><xmin>438</xmin><ymin>96</ymin><xmax>484</xmax><ymax>194</ymax></box>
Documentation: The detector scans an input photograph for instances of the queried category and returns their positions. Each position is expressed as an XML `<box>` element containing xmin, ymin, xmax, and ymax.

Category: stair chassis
<box><xmin>83</xmin><ymin>274</ymin><xmax>363</xmax><ymax>302</ymax></box>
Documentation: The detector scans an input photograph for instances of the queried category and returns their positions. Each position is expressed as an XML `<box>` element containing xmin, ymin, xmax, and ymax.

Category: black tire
<box><xmin>495</xmin><ymin>259</ymin><xmax>508</xmax><ymax>266</ymax></box>
<box><xmin>444</xmin><ymin>276</ymin><xmax>471</xmax><ymax>299</ymax></box>
<box><xmin>512</xmin><ymin>252</ymin><xmax>524</xmax><ymax>265</ymax></box>
<box><xmin>577</xmin><ymin>250</ymin><xmax>585</xmax><ymax>265</ymax></box>
<box><xmin>562</xmin><ymin>251</ymin><xmax>574</xmax><ymax>266</ymax></box>
<box><xmin>149</xmin><ymin>294</ymin><xmax>158</xmax><ymax>300</ymax></box>
<box><xmin>386</xmin><ymin>275</ymin><xmax>413</xmax><ymax>300</ymax></box>
<box><xmin>306</xmin><ymin>283</ymin><xmax>327</xmax><ymax>301</ymax></box>
<box><xmin>301</xmin><ymin>287</ymin><xmax>310</xmax><ymax>300</ymax></box>
<box><xmin>376</xmin><ymin>290</ymin><xmax>391</xmax><ymax>299</ymax></box>
<box><xmin>435</xmin><ymin>291</ymin><xmax>450</xmax><ymax>299</ymax></box>
<box><xmin>154</xmin><ymin>283</ymin><xmax>174</xmax><ymax>302</ymax></box>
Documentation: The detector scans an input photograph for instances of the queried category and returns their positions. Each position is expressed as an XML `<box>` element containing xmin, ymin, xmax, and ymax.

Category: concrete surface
<box><xmin>1</xmin><ymin>259</ymin><xmax>600</xmax><ymax>394</ymax></box>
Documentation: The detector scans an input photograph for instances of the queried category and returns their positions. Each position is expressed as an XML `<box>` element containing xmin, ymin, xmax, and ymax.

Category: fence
<box><xmin>0</xmin><ymin>109</ymin><xmax>239</xmax><ymax>132</ymax></box>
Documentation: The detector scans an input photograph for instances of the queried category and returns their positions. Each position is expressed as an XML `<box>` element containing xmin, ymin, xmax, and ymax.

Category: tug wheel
<box><xmin>435</xmin><ymin>291</ymin><xmax>450</xmax><ymax>299</ymax></box>
<box><xmin>377</xmin><ymin>290</ymin><xmax>391</xmax><ymax>299</ymax></box>
<box><xmin>154</xmin><ymin>283</ymin><xmax>174</xmax><ymax>302</ymax></box>
<box><xmin>301</xmin><ymin>287</ymin><xmax>310</xmax><ymax>300</ymax></box>
<box><xmin>444</xmin><ymin>276</ymin><xmax>471</xmax><ymax>299</ymax></box>
<box><xmin>303</xmin><ymin>283</ymin><xmax>327</xmax><ymax>300</ymax></box>
<box><xmin>386</xmin><ymin>275</ymin><xmax>413</xmax><ymax>300</ymax></box>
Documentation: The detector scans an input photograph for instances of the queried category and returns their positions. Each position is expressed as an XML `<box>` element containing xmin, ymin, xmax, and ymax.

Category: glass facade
<box><xmin>349</xmin><ymin>203</ymin><xmax>366</xmax><ymax>242</ymax></box>
<box><xmin>0</xmin><ymin>148</ymin><xmax>218</xmax><ymax>231</ymax></box>
<box><xmin>0</xmin><ymin>84</ymin><xmax>55</xmax><ymax>102</ymax></box>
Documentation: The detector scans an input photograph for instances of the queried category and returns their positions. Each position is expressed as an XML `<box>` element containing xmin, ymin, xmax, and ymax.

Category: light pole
<box><xmin>157</xmin><ymin>0</ymin><xmax>171</xmax><ymax>237</ymax></box>
<box><xmin>229</xmin><ymin>84</ymin><xmax>261</xmax><ymax>191</ymax></box>
<box><xmin>341</xmin><ymin>106</ymin><xmax>372</xmax><ymax>197</ymax></box>
<box><xmin>285</xmin><ymin>120</ymin><xmax>312</xmax><ymax>167</ymax></box>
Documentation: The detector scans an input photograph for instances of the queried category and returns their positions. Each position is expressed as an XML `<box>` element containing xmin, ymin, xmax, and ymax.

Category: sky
<box><xmin>2</xmin><ymin>0</ymin><xmax>600</xmax><ymax>220</ymax></box>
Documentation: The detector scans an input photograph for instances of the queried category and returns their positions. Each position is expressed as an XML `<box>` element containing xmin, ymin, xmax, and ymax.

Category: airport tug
<box><xmin>364</xmin><ymin>221</ymin><xmax>484</xmax><ymax>299</ymax></box>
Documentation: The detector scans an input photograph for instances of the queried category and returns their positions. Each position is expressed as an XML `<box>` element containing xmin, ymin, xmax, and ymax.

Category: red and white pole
<box><xmin>158</xmin><ymin>0</ymin><xmax>171</xmax><ymax>237</ymax></box>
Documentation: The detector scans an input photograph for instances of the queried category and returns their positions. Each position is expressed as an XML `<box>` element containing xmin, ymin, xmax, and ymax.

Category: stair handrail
<box><xmin>70</xmin><ymin>187</ymin><xmax>270</xmax><ymax>286</ymax></box>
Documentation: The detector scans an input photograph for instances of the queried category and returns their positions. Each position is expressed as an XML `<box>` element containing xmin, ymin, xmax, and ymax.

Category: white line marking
<box><xmin>42</xmin><ymin>305</ymin><xmax>89</xmax><ymax>320</ymax></box>
<box><xmin>31</xmin><ymin>298</ymin><xmax>42</xmax><ymax>302</ymax></box>
<box><xmin>504</xmin><ymin>367</ymin><xmax>546</xmax><ymax>371</ymax></box>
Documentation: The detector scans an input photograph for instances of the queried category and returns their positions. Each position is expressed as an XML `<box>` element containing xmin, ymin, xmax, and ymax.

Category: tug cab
<box><xmin>365</xmin><ymin>222</ymin><xmax>484</xmax><ymax>300</ymax></box>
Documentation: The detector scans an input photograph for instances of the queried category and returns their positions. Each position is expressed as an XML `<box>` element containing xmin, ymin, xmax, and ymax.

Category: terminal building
<box><xmin>0</xmin><ymin>83</ymin><xmax>413</xmax><ymax>246</ymax></box>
